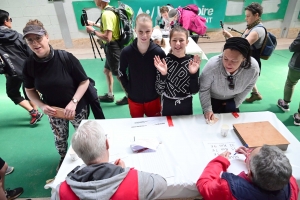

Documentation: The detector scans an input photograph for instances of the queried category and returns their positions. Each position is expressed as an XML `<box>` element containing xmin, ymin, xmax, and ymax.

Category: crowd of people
<box><xmin>0</xmin><ymin>0</ymin><xmax>300</xmax><ymax>199</ymax></box>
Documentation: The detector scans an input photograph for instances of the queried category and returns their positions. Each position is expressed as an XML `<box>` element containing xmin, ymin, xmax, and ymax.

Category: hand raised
<box><xmin>189</xmin><ymin>55</ymin><xmax>201</xmax><ymax>74</ymax></box>
<box><xmin>154</xmin><ymin>55</ymin><xmax>168</xmax><ymax>75</ymax></box>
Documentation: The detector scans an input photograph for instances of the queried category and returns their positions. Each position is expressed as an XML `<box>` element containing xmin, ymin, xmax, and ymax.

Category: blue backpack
<box><xmin>255</xmin><ymin>25</ymin><xmax>277</xmax><ymax>60</ymax></box>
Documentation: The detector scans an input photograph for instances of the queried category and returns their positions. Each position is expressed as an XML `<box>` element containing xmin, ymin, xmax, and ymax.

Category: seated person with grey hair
<box><xmin>51</xmin><ymin>121</ymin><xmax>167</xmax><ymax>200</ymax></box>
<box><xmin>197</xmin><ymin>145</ymin><xmax>299</xmax><ymax>200</ymax></box>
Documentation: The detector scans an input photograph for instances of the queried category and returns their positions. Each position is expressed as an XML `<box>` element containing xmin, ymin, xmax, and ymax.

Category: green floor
<box><xmin>1</xmin><ymin>50</ymin><xmax>299</xmax><ymax>198</ymax></box>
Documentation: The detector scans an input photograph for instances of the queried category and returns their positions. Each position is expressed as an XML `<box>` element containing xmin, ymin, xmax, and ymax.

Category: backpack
<box><xmin>183</xmin><ymin>4</ymin><xmax>199</xmax><ymax>15</ymax></box>
<box><xmin>178</xmin><ymin>6</ymin><xmax>207</xmax><ymax>35</ymax></box>
<box><xmin>100</xmin><ymin>2</ymin><xmax>134</xmax><ymax>49</ymax></box>
<box><xmin>248</xmin><ymin>24</ymin><xmax>277</xmax><ymax>60</ymax></box>
<box><xmin>0</xmin><ymin>51</ymin><xmax>17</xmax><ymax>76</ymax></box>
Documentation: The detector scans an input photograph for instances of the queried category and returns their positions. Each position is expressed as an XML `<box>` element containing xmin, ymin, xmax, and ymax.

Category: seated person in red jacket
<box><xmin>197</xmin><ymin>145</ymin><xmax>299</xmax><ymax>200</ymax></box>
<box><xmin>52</xmin><ymin>121</ymin><xmax>167</xmax><ymax>200</ymax></box>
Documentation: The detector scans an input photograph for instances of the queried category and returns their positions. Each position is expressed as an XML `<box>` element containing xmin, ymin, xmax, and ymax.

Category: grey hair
<box><xmin>71</xmin><ymin>121</ymin><xmax>107</xmax><ymax>165</ymax></box>
<box><xmin>249</xmin><ymin>145</ymin><xmax>292</xmax><ymax>191</ymax></box>
<box><xmin>168</xmin><ymin>9</ymin><xmax>178</xmax><ymax>18</ymax></box>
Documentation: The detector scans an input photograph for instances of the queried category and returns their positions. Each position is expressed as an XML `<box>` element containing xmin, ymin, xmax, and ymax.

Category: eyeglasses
<box><xmin>227</xmin><ymin>75</ymin><xmax>234</xmax><ymax>90</ymax></box>
<box><xmin>26</xmin><ymin>35</ymin><xmax>44</xmax><ymax>44</ymax></box>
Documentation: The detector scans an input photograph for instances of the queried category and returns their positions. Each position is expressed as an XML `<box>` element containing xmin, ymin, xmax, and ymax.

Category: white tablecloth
<box><xmin>45</xmin><ymin>111</ymin><xmax>300</xmax><ymax>199</ymax></box>
<box><xmin>163</xmin><ymin>37</ymin><xmax>208</xmax><ymax>60</ymax></box>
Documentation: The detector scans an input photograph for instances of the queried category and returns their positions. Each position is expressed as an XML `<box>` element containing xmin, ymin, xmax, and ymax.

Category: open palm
<box><xmin>189</xmin><ymin>55</ymin><xmax>201</xmax><ymax>74</ymax></box>
<box><xmin>154</xmin><ymin>55</ymin><xmax>168</xmax><ymax>75</ymax></box>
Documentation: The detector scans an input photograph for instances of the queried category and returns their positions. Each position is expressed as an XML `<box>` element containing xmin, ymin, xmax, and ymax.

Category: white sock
<box><xmin>108</xmin><ymin>92</ymin><xmax>113</xmax><ymax>97</ymax></box>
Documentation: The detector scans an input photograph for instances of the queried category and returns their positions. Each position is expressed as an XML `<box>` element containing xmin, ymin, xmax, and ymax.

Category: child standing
<box><xmin>154</xmin><ymin>26</ymin><xmax>201</xmax><ymax>116</ymax></box>
<box><xmin>119</xmin><ymin>13</ymin><xmax>166</xmax><ymax>118</ymax></box>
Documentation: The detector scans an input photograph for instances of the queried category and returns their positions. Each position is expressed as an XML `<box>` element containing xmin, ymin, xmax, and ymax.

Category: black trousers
<box><xmin>211</xmin><ymin>98</ymin><xmax>240</xmax><ymax>113</ymax></box>
<box><xmin>6</xmin><ymin>75</ymin><xmax>29</xmax><ymax>105</ymax></box>
<box><xmin>162</xmin><ymin>96</ymin><xmax>193</xmax><ymax>116</ymax></box>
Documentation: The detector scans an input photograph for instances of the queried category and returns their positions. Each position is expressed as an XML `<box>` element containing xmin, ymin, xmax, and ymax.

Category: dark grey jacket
<box><xmin>0</xmin><ymin>26</ymin><xmax>31</xmax><ymax>76</ymax></box>
<box><xmin>288</xmin><ymin>32</ymin><xmax>300</xmax><ymax>72</ymax></box>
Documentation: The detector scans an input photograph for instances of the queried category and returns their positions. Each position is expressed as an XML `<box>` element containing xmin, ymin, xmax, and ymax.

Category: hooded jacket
<box><xmin>0</xmin><ymin>26</ymin><xmax>31</xmax><ymax>76</ymax></box>
<box><xmin>51</xmin><ymin>163</ymin><xmax>167</xmax><ymax>200</ymax></box>
<box><xmin>197</xmin><ymin>156</ymin><xmax>299</xmax><ymax>200</ymax></box>
<box><xmin>119</xmin><ymin>38</ymin><xmax>166</xmax><ymax>103</ymax></box>
<box><xmin>288</xmin><ymin>31</ymin><xmax>300</xmax><ymax>72</ymax></box>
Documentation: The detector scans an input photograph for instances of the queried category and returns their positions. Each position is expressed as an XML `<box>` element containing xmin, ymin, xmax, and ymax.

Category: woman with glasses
<box><xmin>22</xmin><ymin>19</ymin><xmax>90</xmax><ymax>171</ymax></box>
<box><xmin>199</xmin><ymin>37</ymin><xmax>259</xmax><ymax>122</ymax></box>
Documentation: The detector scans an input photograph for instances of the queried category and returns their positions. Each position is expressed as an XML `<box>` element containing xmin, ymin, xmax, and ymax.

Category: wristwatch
<box><xmin>72</xmin><ymin>98</ymin><xmax>78</xmax><ymax>104</ymax></box>
<box><xmin>91</xmin><ymin>30</ymin><xmax>96</xmax><ymax>36</ymax></box>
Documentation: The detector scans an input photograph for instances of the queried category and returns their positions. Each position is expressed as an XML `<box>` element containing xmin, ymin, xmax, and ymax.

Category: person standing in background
<box><xmin>277</xmin><ymin>31</ymin><xmax>300</xmax><ymax>126</ymax></box>
<box><xmin>223</xmin><ymin>3</ymin><xmax>265</xmax><ymax>103</ymax></box>
<box><xmin>86</xmin><ymin>0</ymin><xmax>128</xmax><ymax>105</ymax></box>
<box><xmin>0</xmin><ymin>9</ymin><xmax>43</xmax><ymax>125</ymax></box>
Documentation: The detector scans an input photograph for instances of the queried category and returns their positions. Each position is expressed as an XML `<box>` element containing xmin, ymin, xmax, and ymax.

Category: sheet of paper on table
<box><xmin>203</xmin><ymin>141</ymin><xmax>244</xmax><ymax>161</ymax></box>
<box><xmin>131</xmin><ymin>117</ymin><xmax>168</xmax><ymax>128</ymax></box>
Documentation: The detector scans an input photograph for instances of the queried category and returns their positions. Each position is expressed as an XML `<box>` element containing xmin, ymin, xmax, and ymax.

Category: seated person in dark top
<box><xmin>197</xmin><ymin>145</ymin><xmax>299</xmax><ymax>200</ymax></box>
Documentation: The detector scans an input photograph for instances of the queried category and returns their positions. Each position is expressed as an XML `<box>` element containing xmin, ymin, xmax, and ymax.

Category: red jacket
<box><xmin>197</xmin><ymin>156</ymin><xmax>299</xmax><ymax>200</ymax></box>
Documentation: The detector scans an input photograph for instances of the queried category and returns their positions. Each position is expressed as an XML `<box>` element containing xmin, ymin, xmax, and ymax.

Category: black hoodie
<box><xmin>119</xmin><ymin>38</ymin><xmax>166</xmax><ymax>103</ymax></box>
<box><xmin>0</xmin><ymin>26</ymin><xmax>31</xmax><ymax>76</ymax></box>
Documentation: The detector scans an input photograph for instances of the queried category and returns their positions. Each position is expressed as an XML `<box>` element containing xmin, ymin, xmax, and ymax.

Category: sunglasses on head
<box><xmin>227</xmin><ymin>75</ymin><xmax>234</xmax><ymax>90</ymax></box>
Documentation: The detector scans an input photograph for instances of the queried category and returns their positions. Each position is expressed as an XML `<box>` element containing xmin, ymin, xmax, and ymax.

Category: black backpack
<box><xmin>98</xmin><ymin>2</ymin><xmax>134</xmax><ymax>49</ymax></box>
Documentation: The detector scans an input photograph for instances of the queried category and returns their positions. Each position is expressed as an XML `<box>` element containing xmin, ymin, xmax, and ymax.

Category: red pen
<box><xmin>232</xmin><ymin>112</ymin><xmax>239</xmax><ymax>118</ymax></box>
<box><xmin>134</xmin><ymin>148</ymin><xmax>149</xmax><ymax>153</ymax></box>
<box><xmin>114</xmin><ymin>158</ymin><xmax>120</xmax><ymax>165</ymax></box>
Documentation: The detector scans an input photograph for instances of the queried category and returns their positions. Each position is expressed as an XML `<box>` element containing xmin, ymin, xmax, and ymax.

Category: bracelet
<box><xmin>91</xmin><ymin>30</ymin><xmax>96</xmax><ymax>36</ymax></box>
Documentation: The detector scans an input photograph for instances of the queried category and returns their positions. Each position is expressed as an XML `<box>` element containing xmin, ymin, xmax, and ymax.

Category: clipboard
<box><xmin>51</xmin><ymin>106</ymin><xmax>75</xmax><ymax>120</ymax></box>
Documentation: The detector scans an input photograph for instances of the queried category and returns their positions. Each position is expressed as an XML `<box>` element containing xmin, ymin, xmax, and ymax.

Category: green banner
<box><xmin>72</xmin><ymin>0</ymin><xmax>227</xmax><ymax>30</ymax></box>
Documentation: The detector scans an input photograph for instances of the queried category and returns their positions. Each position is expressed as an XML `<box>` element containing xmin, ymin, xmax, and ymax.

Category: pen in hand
<box><xmin>114</xmin><ymin>158</ymin><xmax>120</xmax><ymax>165</ymax></box>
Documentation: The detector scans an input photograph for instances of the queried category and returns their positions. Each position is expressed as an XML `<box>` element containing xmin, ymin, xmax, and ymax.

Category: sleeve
<box><xmin>118</xmin><ymin>48</ymin><xmax>129</xmax><ymax>93</ymax></box>
<box><xmin>199</xmin><ymin>60</ymin><xmax>214</xmax><ymax>113</ymax></box>
<box><xmin>289</xmin><ymin>32</ymin><xmax>300</xmax><ymax>52</ymax></box>
<box><xmin>290</xmin><ymin>176</ymin><xmax>299</xmax><ymax>200</ymax></box>
<box><xmin>22</xmin><ymin>58</ymin><xmax>35</xmax><ymax>89</ymax></box>
<box><xmin>233</xmin><ymin>61</ymin><xmax>259</xmax><ymax>107</ymax></box>
<box><xmin>196</xmin><ymin>156</ymin><xmax>233</xmax><ymax>200</ymax></box>
<box><xmin>50</xmin><ymin>183</ymin><xmax>61</xmax><ymax>200</ymax></box>
<box><xmin>137</xmin><ymin>171</ymin><xmax>167</xmax><ymax>200</ymax></box>
<box><xmin>102</xmin><ymin>11</ymin><xmax>116</xmax><ymax>32</ymax></box>
<box><xmin>67</xmin><ymin>52</ymin><xmax>89</xmax><ymax>84</ymax></box>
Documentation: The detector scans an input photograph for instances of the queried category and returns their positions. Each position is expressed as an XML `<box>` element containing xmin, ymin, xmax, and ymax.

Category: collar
<box><xmin>32</xmin><ymin>45</ymin><xmax>54</xmax><ymax>63</ymax></box>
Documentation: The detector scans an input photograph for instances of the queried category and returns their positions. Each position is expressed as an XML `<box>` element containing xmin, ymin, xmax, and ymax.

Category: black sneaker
<box><xmin>5</xmin><ymin>187</ymin><xmax>24</xmax><ymax>200</ymax></box>
<box><xmin>99</xmin><ymin>93</ymin><xmax>114</xmax><ymax>103</ymax></box>
<box><xmin>277</xmin><ymin>99</ymin><xmax>290</xmax><ymax>112</ymax></box>
<box><xmin>293</xmin><ymin>113</ymin><xmax>300</xmax><ymax>126</ymax></box>
<box><xmin>116</xmin><ymin>96</ymin><xmax>128</xmax><ymax>105</ymax></box>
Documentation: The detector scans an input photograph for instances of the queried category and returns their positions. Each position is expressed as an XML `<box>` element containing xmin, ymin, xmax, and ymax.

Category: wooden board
<box><xmin>233</xmin><ymin>121</ymin><xmax>290</xmax><ymax>151</ymax></box>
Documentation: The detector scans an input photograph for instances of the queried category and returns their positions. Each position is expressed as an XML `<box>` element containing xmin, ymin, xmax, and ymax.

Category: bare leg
<box><xmin>18</xmin><ymin>100</ymin><xmax>34</xmax><ymax>112</ymax></box>
<box><xmin>252</xmin><ymin>84</ymin><xmax>259</xmax><ymax>93</ymax></box>
<box><xmin>104</xmin><ymin>68</ymin><xmax>114</xmax><ymax>94</ymax></box>
<box><xmin>29</xmin><ymin>101</ymin><xmax>38</xmax><ymax>111</ymax></box>
<box><xmin>0</xmin><ymin>163</ymin><xmax>7</xmax><ymax>191</ymax></box>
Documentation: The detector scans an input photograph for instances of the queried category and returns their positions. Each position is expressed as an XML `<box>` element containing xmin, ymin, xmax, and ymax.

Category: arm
<box><xmin>138</xmin><ymin>171</ymin><xmax>167</xmax><ymax>200</ymax></box>
<box><xmin>154</xmin><ymin>55</ymin><xmax>168</xmax><ymax>95</ymax></box>
<box><xmin>245</xmin><ymin>31</ymin><xmax>259</xmax><ymax>46</ymax></box>
<box><xmin>64</xmin><ymin>79</ymin><xmax>89</xmax><ymax>118</ymax></box>
<box><xmin>199</xmin><ymin>62</ymin><xmax>214</xmax><ymax>114</ymax></box>
<box><xmin>118</xmin><ymin>50</ymin><xmax>129</xmax><ymax>93</ymax></box>
<box><xmin>196</xmin><ymin>156</ymin><xmax>231</xmax><ymax>200</ymax></box>
<box><xmin>289</xmin><ymin>32</ymin><xmax>300</xmax><ymax>52</ymax></box>
<box><xmin>86</xmin><ymin>27</ymin><xmax>112</xmax><ymax>43</ymax></box>
<box><xmin>189</xmin><ymin>55</ymin><xmax>201</xmax><ymax>94</ymax></box>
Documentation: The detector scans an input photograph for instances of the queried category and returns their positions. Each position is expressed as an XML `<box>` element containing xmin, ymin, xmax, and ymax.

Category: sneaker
<box><xmin>5</xmin><ymin>166</ymin><xmax>14</xmax><ymax>175</ymax></box>
<box><xmin>99</xmin><ymin>93</ymin><xmax>114</xmax><ymax>103</ymax></box>
<box><xmin>277</xmin><ymin>99</ymin><xmax>290</xmax><ymax>112</ymax></box>
<box><xmin>245</xmin><ymin>92</ymin><xmax>262</xmax><ymax>103</ymax></box>
<box><xmin>30</xmin><ymin>111</ymin><xmax>44</xmax><ymax>125</ymax></box>
<box><xmin>56</xmin><ymin>157</ymin><xmax>65</xmax><ymax>172</ymax></box>
<box><xmin>116</xmin><ymin>96</ymin><xmax>128</xmax><ymax>105</ymax></box>
<box><xmin>5</xmin><ymin>187</ymin><xmax>24</xmax><ymax>200</ymax></box>
<box><xmin>293</xmin><ymin>113</ymin><xmax>300</xmax><ymax>126</ymax></box>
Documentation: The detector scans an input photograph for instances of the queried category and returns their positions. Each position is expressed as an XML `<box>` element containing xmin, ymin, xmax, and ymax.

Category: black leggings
<box><xmin>211</xmin><ymin>98</ymin><xmax>240</xmax><ymax>113</ymax></box>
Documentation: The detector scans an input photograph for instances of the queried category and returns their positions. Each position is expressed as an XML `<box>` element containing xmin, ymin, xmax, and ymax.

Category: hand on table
<box><xmin>220</xmin><ymin>151</ymin><xmax>231</xmax><ymax>159</ymax></box>
<box><xmin>204</xmin><ymin>111</ymin><xmax>215</xmax><ymax>124</ymax></box>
